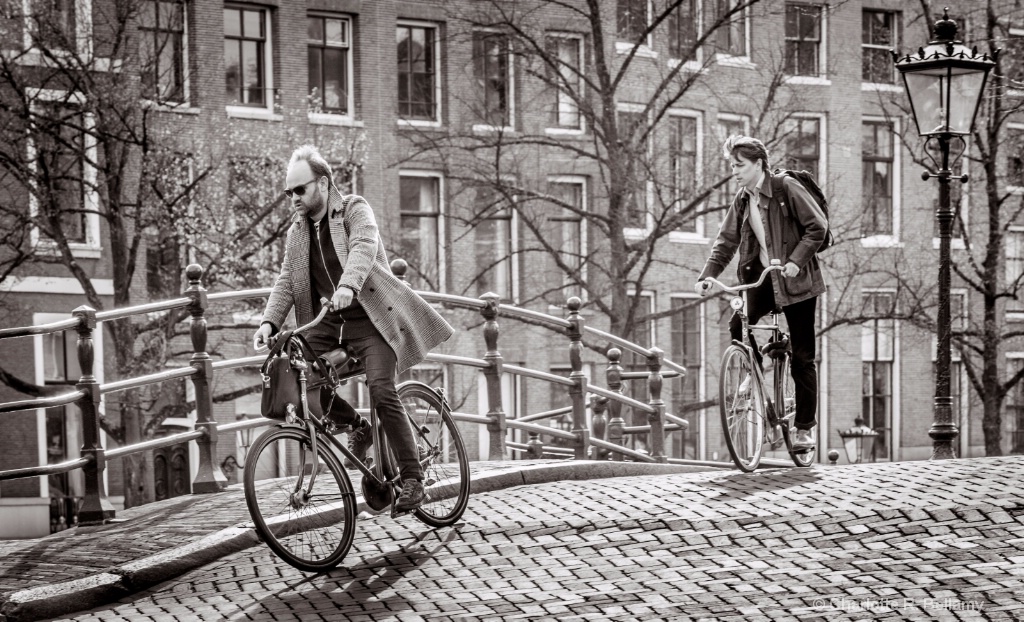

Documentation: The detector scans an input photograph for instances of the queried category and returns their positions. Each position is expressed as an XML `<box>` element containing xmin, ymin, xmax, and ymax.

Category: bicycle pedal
<box><xmin>424</xmin><ymin>478</ymin><xmax>436</xmax><ymax>487</ymax></box>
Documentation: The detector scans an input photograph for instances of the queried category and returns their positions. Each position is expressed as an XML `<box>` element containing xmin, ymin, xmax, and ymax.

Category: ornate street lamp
<box><xmin>893</xmin><ymin>8</ymin><xmax>997</xmax><ymax>459</ymax></box>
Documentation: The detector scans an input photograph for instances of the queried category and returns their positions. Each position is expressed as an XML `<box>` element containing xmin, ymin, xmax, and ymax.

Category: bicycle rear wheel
<box><xmin>720</xmin><ymin>345</ymin><xmax>765</xmax><ymax>472</ymax></box>
<box><xmin>774</xmin><ymin>358</ymin><xmax>814</xmax><ymax>467</ymax></box>
<box><xmin>243</xmin><ymin>426</ymin><xmax>357</xmax><ymax>572</ymax></box>
<box><xmin>398</xmin><ymin>381</ymin><xmax>470</xmax><ymax>527</ymax></box>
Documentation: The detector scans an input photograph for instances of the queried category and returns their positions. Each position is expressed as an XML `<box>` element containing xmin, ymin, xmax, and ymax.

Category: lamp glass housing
<box><xmin>898</xmin><ymin>43</ymin><xmax>991</xmax><ymax>137</ymax></box>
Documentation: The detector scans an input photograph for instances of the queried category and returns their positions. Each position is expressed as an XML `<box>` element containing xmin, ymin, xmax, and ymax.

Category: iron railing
<box><xmin>0</xmin><ymin>260</ymin><xmax>701</xmax><ymax>525</ymax></box>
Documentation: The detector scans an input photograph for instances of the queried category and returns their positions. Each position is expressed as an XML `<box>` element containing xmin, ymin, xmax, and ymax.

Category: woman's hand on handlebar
<box><xmin>782</xmin><ymin>261</ymin><xmax>800</xmax><ymax>278</ymax></box>
<box><xmin>695</xmin><ymin>280</ymin><xmax>713</xmax><ymax>297</ymax></box>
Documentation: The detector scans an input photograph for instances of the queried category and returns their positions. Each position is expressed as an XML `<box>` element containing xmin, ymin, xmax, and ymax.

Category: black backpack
<box><xmin>771</xmin><ymin>169</ymin><xmax>834</xmax><ymax>253</ymax></box>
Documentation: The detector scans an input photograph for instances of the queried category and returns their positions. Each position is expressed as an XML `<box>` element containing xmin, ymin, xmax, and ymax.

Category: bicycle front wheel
<box><xmin>243</xmin><ymin>426</ymin><xmax>357</xmax><ymax>572</ymax></box>
<box><xmin>720</xmin><ymin>345</ymin><xmax>766</xmax><ymax>472</ymax></box>
<box><xmin>398</xmin><ymin>381</ymin><xmax>470</xmax><ymax>527</ymax></box>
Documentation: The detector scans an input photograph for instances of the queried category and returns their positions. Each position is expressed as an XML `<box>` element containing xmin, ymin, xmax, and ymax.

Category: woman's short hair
<box><xmin>722</xmin><ymin>135</ymin><xmax>770</xmax><ymax>171</ymax></box>
<box><xmin>289</xmin><ymin>144</ymin><xmax>333</xmax><ymax>182</ymax></box>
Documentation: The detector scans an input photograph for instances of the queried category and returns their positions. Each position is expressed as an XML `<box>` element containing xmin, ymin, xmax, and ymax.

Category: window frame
<box><xmin>471</xmin><ymin>30</ymin><xmax>515</xmax><ymax>133</ymax></box>
<box><xmin>1008</xmin><ymin>123</ymin><xmax>1024</xmax><ymax>194</ymax></box>
<box><xmin>862</xmin><ymin>9</ymin><xmax>900</xmax><ymax>86</ymax></box>
<box><xmin>781</xmin><ymin>112</ymin><xmax>827</xmax><ymax>181</ymax></box>
<box><xmin>25</xmin><ymin>89</ymin><xmax>101</xmax><ymax>259</ymax></box>
<box><xmin>667</xmin><ymin>0</ymin><xmax>702</xmax><ymax>69</ymax></box>
<box><xmin>783</xmin><ymin>3</ymin><xmax>827</xmax><ymax>83</ymax></box>
<box><xmin>397</xmin><ymin>19</ymin><xmax>442</xmax><ymax>127</ymax></box>
<box><xmin>139</xmin><ymin>0</ymin><xmax>189</xmax><ymax>106</ymax></box>
<box><xmin>307</xmin><ymin>13</ymin><xmax>354</xmax><ymax>119</ymax></box>
<box><xmin>669</xmin><ymin>294</ymin><xmax>704</xmax><ymax>461</ymax></box>
<box><xmin>224</xmin><ymin>4</ymin><xmax>277</xmax><ymax>118</ymax></box>
<box><xmin>860</xmin><ymin>116</ymin><xmax>902</xmax><ymax>248</ymax></box>
<box><xmin>1006</xmin><ymin>353</ymin><xmax>1024</xmax><ymax>453</ymax></box>
<box><xmin>712</xmin><ymin>112</ymin><xmax>750</xmax><ymax>212</ymax></box>
<box><xmin>545</xmin><ymin>175</ymin><xmax>588</xmax><ymax>304</ymax></box>
<box><xmin>616</xmin><ymin>0</ymin><xmax>652</xmax><ymax>49</ymax></box>
<box><xmin>713</xmin><ymin>0</ymin><xmax>752</xmax><ymax>67</ymax></box>
<box><xmin>667</xmin><ymin>109</ymin><xmax>705</xmax><ymax>242</ymax></box>
<box><xmin>545</xmin><ymin>33</ymin><xmax>585</xmax><ymax>135</ymax></box>
<box><xmin>861</xmin><ymin>289</ymin><xmax>899</xmax><ymax>462</ymax></box>
<box><xmin>1005</xmin><ymin>27</ymin><xmax>1024</xmax><ymax>95</ymax></box>
<box><xmin>472</xmin><ymin>184</ymin><xmax>519</xmax><ymax>303</ymax></box>
<box><xmin>20</xmin><ymin>0</ymin><xmax>94</xmax><ymax>61</ymax></box>
<box><xmin>398</xmin><ymin>171</ymin><xmax>446</xmax><ymax>293</ymax></box>
<box><xmin>1006</xmin><ymin>228</ymin><xmax>1024</xmax><ymax>319</ymax></box>
<box><xmin>618</xmin><ymin>102</ymin><xmax>653</xmax><ymax>237</ymax></box>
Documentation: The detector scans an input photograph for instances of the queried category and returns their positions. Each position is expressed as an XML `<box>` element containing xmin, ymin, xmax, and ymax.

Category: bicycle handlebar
<box><xmin>699</xmin><ymin>263</ymin><xmax>785</xmax><ymax>294</ymax></box>
<box><xmin>255</xmin><ymin>297</ymin><xmax>332</xmax><ymax>352</ymax></box>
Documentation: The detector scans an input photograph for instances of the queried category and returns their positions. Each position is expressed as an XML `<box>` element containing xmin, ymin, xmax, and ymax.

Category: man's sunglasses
<box><xmin>283</xmin><ymin>178</ymin><xmax>319</xmax><ymax>198</ymax></box>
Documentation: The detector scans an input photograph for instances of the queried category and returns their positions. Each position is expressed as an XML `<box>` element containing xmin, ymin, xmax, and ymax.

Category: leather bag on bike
<box><xmin>260</xmin><ymin>330</ymin><xmax>328</xmax><ymax>420</ymax></box>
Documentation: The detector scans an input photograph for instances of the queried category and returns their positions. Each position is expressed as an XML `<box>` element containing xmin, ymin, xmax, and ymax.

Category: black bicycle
<box><xmin>243</xmin><ymin>304</ymin><xmax>470</xmax><ymax>572</ymax></box>
<box><xmin>701</xmin><ymin>261</ymin><xmax>815</xmax><ymax>471</ymax></box>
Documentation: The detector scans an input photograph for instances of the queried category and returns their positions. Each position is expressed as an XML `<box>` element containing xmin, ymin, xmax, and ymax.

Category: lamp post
<box><xmin>893</xmin><ymin>8</ymin><xmax>996</xmax><ymax>459</ymax></box>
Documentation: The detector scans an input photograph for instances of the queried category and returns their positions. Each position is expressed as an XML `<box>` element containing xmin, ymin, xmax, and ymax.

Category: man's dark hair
<box><xmin>289</xmin><ymin>144</ymin><xmax>333</xmax><ymax>183</ymax></box>
<box><xmin>723</xmin><ymin>135</ymin><xmax>770</xmax><ymax>172</ymax></box>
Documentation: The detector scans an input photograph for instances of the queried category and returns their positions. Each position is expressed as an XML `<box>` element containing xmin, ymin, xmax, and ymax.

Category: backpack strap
<box><xmin>771</xmin><ymin>173</ymin><xmax>795</xmax><ymax>220</ymax></box>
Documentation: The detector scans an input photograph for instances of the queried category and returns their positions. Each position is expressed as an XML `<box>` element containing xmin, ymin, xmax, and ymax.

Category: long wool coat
<box><xmin>262</xmin><ymin>187</ymin><xmax>453</xmax><ymax>373</ymax></box>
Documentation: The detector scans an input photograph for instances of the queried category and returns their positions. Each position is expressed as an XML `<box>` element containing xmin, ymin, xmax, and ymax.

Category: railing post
<box><xmin>646</xmin><ymin>346</ymin><xmax>667</xmax><ymax>463</ymax></box>
<box><xmin>73</xmin><ymin>305</ymin><xmax>116</xmax><ymax>524</ymax></box>
<box><xmin>186</xmin><ymin>264</ymin><xmax>227</xmax><ymax>493</ymax></box>
<box><xmin>606</xmin><ymin>347</ymin><xmax>625</xmax><ymax>461</ymax></box>
<box><xmin>590</xmin><ymin>395</ymin><xmax>607</xmax><ymax>460</ymax></box>
<box><xmin>566</xmin><ymin>297</ymin><xmax>590</xmax><ymax>460</ymax></box>
<box><xmin>481</xmin><ymin>292</ymin><xmax>507</xmax><ymax>461</ymax></box>
<box><xmin>526</xmin><ymin>430</ymin><xmax>544</xmax><ymax>459</ymax></box>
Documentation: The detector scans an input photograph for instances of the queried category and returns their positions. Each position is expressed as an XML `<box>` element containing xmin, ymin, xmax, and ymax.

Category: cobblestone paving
<box><xmin>55</xmin><ymin>456</ymin><xmax>1024</xmax><ymax>621</ymax></box>
<box><xmin>0</xmin><ymin>461</ymin><xmax>554</xmax><ymax>597</ymax></box>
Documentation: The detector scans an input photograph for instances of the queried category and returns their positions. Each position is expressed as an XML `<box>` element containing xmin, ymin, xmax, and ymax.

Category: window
<box><xmin>1003</xmin><ymin>30</ymin><xmax>1024</xmax><ymax>90</ymax></box>
<box><xmin>224</xmin><ymin>6</ymin><xmax>269</xmax><ymax>107</ymax></box>
<box><xmin>714</xmin><ymin>115</ymin><xmax>747</xmax><ymax>208</ymax></box>
<box><xmin>28</xmin><ymin>0</ymin><xmax>77</xmax><ymax>51</ymax></box>
<box><xmin>618</xmin><ymin>107</ymin><xmax>649</xmax><ymax>228</ymax></box>
<box><xmin>1009</xmin><ymin>358</ymin><xmax>1024</xmax><ymax>453</ymax></box>
<box><xmin>671</xmin><ymin>297</ymin><xmax>701</xmax><ymax>460</ymax></box>
<box><xmin>863</xmin><ymin>10</ymin><xmax>898</xmax><ymax>84</ymax></box>
<box><xmin>547</xmin><ymin>35</ymin><xmax>582</xmax><ymax>131</ymax></box>
<box><xmin>781</xmin><ymin>117</ymin><xmax>820</xmax><ymax>178</ymax></box>
<box><xmin>473</xmin><ymin>187</ymin><xmax>516</xmax><ymax>300</ymax></box>
<box><xmin>1009</xmin><ymin>126</ymin><xmax>1024</xmax><ymax>189</ymax></box>
<box><xmin>397</xmin><ymin>23</ymin><xmax>438</xmax><ymax>122</ymax></box>
<box><xmin>308</xmin><ymin>15</ymin><xmax>352</xmax><ymax>115</ymax></box>
<box><xmin>617</xmin><ymin>0</ymin><xmax>648</xmax><ymax>43</ymax></box>
<box><xmin>27</xmin><ymin>97</ymin><xmax>100</xmax><ymax>256</ymax></box>
<box><xmin>667</xmin><ymin>0</ymin><xmax>698</xmax><ymax>62</ymax></box>
<box><xmin>399</xmin><ymin>174</ymin><xmax>442</xmax><ymax>291</ymax></box>
<box><xmin>544</xmin><ymin>179</ymin><xmax>585</xmax><ymax>301</ymax></box>
<box><xmin>862</xmin><ymin>120</ymin><xmax>894</xmax><ymax>236</ymax></box>
<box><xmin>862</xmin><ymin>291</ymin><xmax>895</xmax><ymax>461</ymax></box>
<box><xmin>670</xmin><ymin>114</ymin><xmax>699</xmax><ymax>234</ymax></box>
<box><xmin>473</xmin><ymin>32</ymin><xmax>512</xmax><ymax>128</ymax></box>
<box><xmin>1006</xmin><ymin>230</ymin><xmax>1024</xmax><ymax>315</ymax></box>
<box><xmin>785</xmin><ymin>4</ymin><xmax>822</xmax><ymax>77</ymax></box>
<box><xmin>140</xmin><ymin>0</ymin><xmax>186</xmax><ymax>103</ymax></box>
<box><xmin>714</xmin><ymin>0</ymin><xmax>748</xmax><ymax>58</ymax></box>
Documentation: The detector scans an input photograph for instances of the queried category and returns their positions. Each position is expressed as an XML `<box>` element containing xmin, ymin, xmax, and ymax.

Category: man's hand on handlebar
<box><xmin>253</xmin><ymin>323</ymin><xmax>274</xmax><ymax>352</ymax></box>
<box><xmin>330</xmin><ymin>286</ymin><xmax>355</xmax><ymax>311</ymax></box>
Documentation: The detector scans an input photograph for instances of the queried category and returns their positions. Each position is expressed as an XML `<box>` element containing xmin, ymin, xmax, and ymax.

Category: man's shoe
<box><xmin>343</xmin><ymin>418</ymin><xmax>373</xmax><ymax>468</ymax></box>
<box><xmin>791</xmin><ymin>428</ymin><xmax>815</xmax><ymax>451</ymax></box>
<box><xmin>394</xmin><ymin>479</ymin><xmax>428</xmax><ymax>512</ymax></box>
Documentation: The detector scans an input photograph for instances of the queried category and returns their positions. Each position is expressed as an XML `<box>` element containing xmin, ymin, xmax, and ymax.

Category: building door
<box><xmin>154</xmin><ymin>444</ymin><xmax>190</xmax><ymax>501</ymax></box>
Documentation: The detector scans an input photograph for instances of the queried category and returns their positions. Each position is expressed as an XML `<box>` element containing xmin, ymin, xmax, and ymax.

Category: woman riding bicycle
<box><xmin>252</xmin><ymin>145</ymin><xmax>453</xmax><ymax>512</ymax></box>
<box><xmin>694</xmin><ymin>135</ymin><xmax>826</xmax><ymax>451</ymax></box>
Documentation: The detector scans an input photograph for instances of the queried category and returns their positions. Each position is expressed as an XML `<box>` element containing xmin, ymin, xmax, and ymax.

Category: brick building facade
<box><xmin>1</xmin><ymin>0</ymin><xmax>1022</xmax><ymax>537</ymax></box>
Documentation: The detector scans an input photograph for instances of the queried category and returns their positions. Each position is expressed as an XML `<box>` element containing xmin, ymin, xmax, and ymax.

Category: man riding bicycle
<box><xmin>695</xmin><ymin>135</ymin><xmax>827</xmax><ymax>451</ymax></box>
<box><xmin>253</xmin><ymin>145</ymin><xmax>453</xmax><ymax>512</ymax></box>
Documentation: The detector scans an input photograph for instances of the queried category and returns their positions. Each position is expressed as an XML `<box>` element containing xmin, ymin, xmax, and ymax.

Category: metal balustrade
<box><xmin>0</xmin><ymin>260</ymin><xmax>695</xmax><ymax>524</ymax></box>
